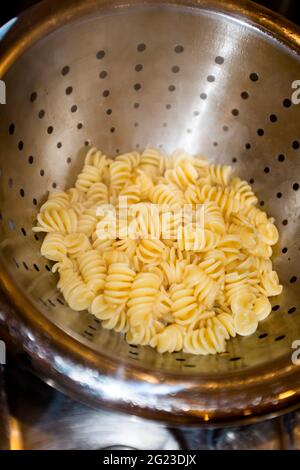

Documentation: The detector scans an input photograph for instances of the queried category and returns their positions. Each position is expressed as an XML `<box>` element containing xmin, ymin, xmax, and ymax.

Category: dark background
<box><xmin>0</xmin><ymin>0</ymin><xmax>300</xmax><ymax>27</ymax></box>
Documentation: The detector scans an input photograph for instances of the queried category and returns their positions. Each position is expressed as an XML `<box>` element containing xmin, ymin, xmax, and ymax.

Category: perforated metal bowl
<box><xmin>1</xmin><ymin>0</ymin><xmax>300</xmax><ymax>426</ymax></box>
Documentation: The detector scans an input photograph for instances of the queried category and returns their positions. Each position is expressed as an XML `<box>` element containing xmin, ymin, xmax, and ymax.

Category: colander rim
<box><xmin>1</xmin><ymin>0</ymin><xmax>300</xmax><ymax>426</ymax></box>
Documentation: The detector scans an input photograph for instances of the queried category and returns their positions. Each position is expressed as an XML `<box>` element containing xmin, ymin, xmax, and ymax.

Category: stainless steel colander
<box><xmin>1</xmin><ymin>0</ymin><xmax>300</xmax><ymax>426</ymax></box>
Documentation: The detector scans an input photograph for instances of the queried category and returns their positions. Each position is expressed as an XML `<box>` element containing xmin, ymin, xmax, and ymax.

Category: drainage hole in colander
<box><xmin>28</xmin><ymin>156</ymin><xmax>34</xmax><ymax>164</ymax></box>
<box><xmin>249</xmin><ymin>72</ymin><xmax>259</xmax><ymax>81</ymax></box>
<box><xmin>77</xmin><ymin>123</ymin><xmax>83</xmax><ymax>129</ymax></box>
<box><xmin>269</xmin><ymin>114</ymin><xmax>277</xmax><ymax>123</ymax></box>
<box><xmin>215</xmin><ymin>56</ymin><xmax>224</xmax><ymax>64</ymax></box>
<box><xmin>137</xmin><ymin>43</ymin><xmax>146</xmax><ymax>52</ymax></box>
<box><xmin>52</xmin><ymin>182</ymin><xmax>57</xmax><ymax>188</ymax></box>
<box><xmin>282</xmin><ymin>219</ymin><xmax>288</xmax><ymax>226</ymax></box>
<box><xmin>96</xmin><ymin>50</ymin><xmax>105</xmax><ymax>60</ymax></box>
<box><xmin>249</xmin><ymin>178</ymin><xmax>254</xmax><ymax>184</ymax></box>
<box><xmin>171</xmin><ymin>65</ymin><xmax>179</xmax><ymax>73</ymax></box>
<box><xmin>38</xmin><ymin>109</ymin><xmax>45</xmax><ymax>119</ymax></box>
<box><xmin>229</xmin><ymin>357</ymin><xmax>241</xmax><ymax>362</ymax></box>
<box><xmin>30</xmin><ymin>91</ymin><xmax>37</xmax><ymax>102</ymax></box>
<box><xmin>207</xmin><ymin>75</ymin><xmax>215</xmax><ymax>83</ymax></box>
<box><xmin>232</xmin><ymin>158</ymin><xmax>237</xmax><ymax>163</ymax></box>
<box><xmin>106</xmin><ymin>109</ymin><xmax>112</xmax><ymax>115</ymax></box>
<box><xmin>40</xmin><ymin>169</ymin><xmax>45</xmax><ymax>176</ymax></box>
<box><xmin>288</xmin><ymin>307</ymin><xmax>296</xmax><ymax>314</ymax></box>
<box><xmin>213</xmin><ymin>142</ymin><xmax>218</xmax><ymax>147</ymax></box>
<box><xmin>8</xmin><ymin>123</ymin><xmax>15</xmax><ymax>135</ymax></box>
<box><xmin>33</xmin><ymin>264</ymin><xmax>40</xmax><ymax>272</ymax></box>
<box><xmin>272</xmin><ymin>305</ymin><xmax>280</xmax><ymax>311</ymax></box>
<box><xmin>65</xmin><ymin>86</ymin><xmax>73</xmax><ymax>95</ymax></box>
<box><xmin>275</xmin><ymin>335</ymin><xmax>286</xmax><ymax>341</ymax></box>
<box><xmin>34</xmin><ymin>234</ymin><xmax>39</xmax><ymax>241</ymax></box>
<box><xmin>168</xmin><ymin>85</ymin><xmax>175</xmax><ymax>92</ymax></box>
<box><xmin>12</xmin><ymin>258</ymin><xmax>19</xmax><ymax>268</ymax></box>
<box><xmin>283</xmin><ymin>98</ymin><xmax>292</xmax><ymax>108</ymax></box>
<box><xmin>175</xmin><ymin>358</ymin><xmax>186</xmax><ymax>362</ymax></box>
<box><xmin>278</xmin><ymin>154</ymin><xmax>285</xmax><ymax>162</ymax></box>
<box><xmin>22</xmin><ymin>261</ymin><xmax>29</xmax><ymax>271</ymax></box>
<box><xmin>241</xmin><ymin>91</ymin><xmax>249</xmax><ymax>99</ymax></box>
<box><xmin>102</xmin><ymin>89</ymin><xmax>110</xmax><ymax>97</ymax></box>
<box><xmin>85</xmin><ymin>140</ymin><xmax>90</xmax><ymax>146</ymax></box>
<box><xmin>245</xmin><ymin>143</ymin><xmax>251</xmax><ymax>150</ymax></box>
<box><xmin>57</xmin><ymin>142</ymin><xmax>62</xmax><ymax>149</ymax></box>
<box><xmin>194</xmin><ymin>111</ymin><xmax>200</xmax><ymax>116</ymax></box>
<box><xmin>70</xmin><ymin>105</ymin><xmax>77</xmax><ymax>113</ymax></box>
<box><xmin>110</xmin><ymin>127</ymin><xmax>115</xmax><ymax>133</ymax></box>
<box><xmin>231</xmin><ymin>109</ymin><xmax>239</xmax><ymax>116</ymax></box>
<box><xmin>264</xmin><ymin>167</ymin><xmax>270</xmax><ymax>174</ymax></box>
<box><xmin>223</xmin><ymin>125</ymin><xmax>229</xmax><ymax>132</ymax></box>
<box><xmin>136</xmin><ymin>144</ymin><xmax>140</xmax><ymax>149</ymax></box>
<box><xmin>277</xmin><ymin>192</ymin><xmax>282</xmax><ymax>199</ymax></box>
<box><xmin>290</xmin><ymin>276</ymin><xmax>297</xmax><ymax>283</ymax></box>
<box><xmin>8</xmin><ymin>177</ymin><xmax>13</xmax><ymax>188</ymax></box>
<box><xmin>257</xmin><ymin>128</ymin><xmax>264</xmax><ymax>136</ymax></box>
<box><xmin>67</xmin><ymin>157</ymin><xmax>72</xmax><ymax>164</ymax></box>
<box><xmin>21</xmin><ymin>228</ymin><xmax>26</xmax><ymax>236</ymax></box>
<box><xmin>88</xmin><ymin>325</ymin><xmax>97</xmax><ymax>332</ymax></box>
<box><xmin>45</xmin><ymin>265</ymin><xmax>51</xmax><ymax>272</ymax></box>
<box><xmin>18</xmin><ymin>141</ymin><xmax>24</xmax><ymax>151</ymax></box>
<box><xmin>47</xmin><ymin>126</ymin><xmax>53</xmax><ymax>135</ymax></box>
<box><xmin>292</xmin><ymin>140</ymin><xmax>300</xmax><ymax>150</ymax></box>
<box><xmin>134</xmin><ymin>64</ymin><xmax>143</xmax><ymax>72</ymax></box>
<box><xmin>200</xmin><ymin>93</ymin><xmax>207</xmax><ymax>100</ymax></box>
<box><xmin>293</xmin><ymin>183</ymin><xmax>299</xmax><ymax>190</ymax></box>
<box><xmin>99</xmin><ymin>70</ymin><xmax>107</xmax><ymax>79</ymax></box>
<box><xmin>129</xmin><ymin>351</ymin><xmax>139</xmax><ymax>356</ymax></box>
<box><xmin>33</xmin><ymin>198</ymin><xmax>37</xmax><ymax>206</ymax></box>
<box><xmin>282</xmin><ymin>247</ymin><xmax>288</xmax><ymax>253</ymax></box>
<box><xmin>134</xmin><ymin>103</ymin><xmax>140</xmax><ymax>109</ymax></box>
<box><xmin>57</xmin><ymin>298</ymin><xmax>64</xmax><ymax>305</ymax></box>
<box><xmin>174</xmin><ymin>45</ymin><xmax>184</xmax><ymax>53</ymax></box>
<box><xmin>61</xmin><ymin>65</ymin><xmax>70</xmax><ymax>76</ymax></box>
<box><xmin>84</xmin><ymin>330</ymin><xmax>93</xmax><ymax>338</ymax></box>
<box><xmin>20</xmin><ymin>188</ymin><xmax>25</xmax><ymax>198</ymax></box>
<box><xmin>48</xmin><ymin>299</ymin><xmax>55</xmax><ymax>307</ymax></box>
<box><xmin>134</xmin><ymin>83</ymin><xmax>141</xmax><ymax>91</ymax></box>
<box><xmin>260</xmin><ymin>201</ymin><xmax>264</xmax><ymax>206</ymax></box>
<box><xmin>259</xmin><ymin>333</ymin><xmax>268</xmax><ymax>339</ymax></box>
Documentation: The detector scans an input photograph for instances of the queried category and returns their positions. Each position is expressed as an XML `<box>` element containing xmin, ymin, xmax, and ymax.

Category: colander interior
<box><xmin>1</xmin><ymin>5</ymin><xmax>300</xmax><ymax>375</ymax></box>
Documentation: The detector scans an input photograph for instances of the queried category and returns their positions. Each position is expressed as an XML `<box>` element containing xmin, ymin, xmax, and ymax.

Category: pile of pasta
<box><xmin>33</xmin><ymin>147</ymin><xmax>283</xmax><ymax>355</ymax></box>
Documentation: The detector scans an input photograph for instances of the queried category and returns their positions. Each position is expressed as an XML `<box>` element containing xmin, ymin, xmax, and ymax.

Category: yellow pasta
<box><xmin>35</xmin><ymin>146</ymin><xmax>282</xmax><ymax>355</ymax></box>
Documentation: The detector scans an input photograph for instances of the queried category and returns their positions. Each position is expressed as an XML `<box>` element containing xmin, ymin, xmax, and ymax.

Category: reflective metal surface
<box><xmin>4</xmin><ymin>361</ymin><xmax>300</xmax><ymax>449</ymax></box>
<box><xmin>0</xmin><ymin>0</ymin><xmax>300</xmax><ymax>424</ymax></box>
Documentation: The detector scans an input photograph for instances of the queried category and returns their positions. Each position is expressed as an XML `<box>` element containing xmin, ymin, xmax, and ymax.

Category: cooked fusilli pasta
<box><xmin>35</xmin><ymin>146</ymin><xmax>282</xmax><ymax>355</ymax></box>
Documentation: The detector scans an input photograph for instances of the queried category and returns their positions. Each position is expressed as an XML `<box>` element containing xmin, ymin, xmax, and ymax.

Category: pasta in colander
<box><xmin>34</xmin><ymin>146</ymin><xmax>283</xmax><ymax>355</ymax></box>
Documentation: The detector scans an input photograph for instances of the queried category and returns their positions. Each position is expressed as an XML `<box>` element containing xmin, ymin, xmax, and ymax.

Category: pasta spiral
<box><xmin>183</xmin><ymin>314</ymin><xmax>236</xmax><ymax>355</ymax></box>
<box><xmin>41</xmin><ymin>232</ymin><xmax>67</xmax><ymax>261</ymax></box>
<box><xmin>33</xmin><ymin>208</ymin><xmax>77</xmax><ymax>234</ymax></box>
